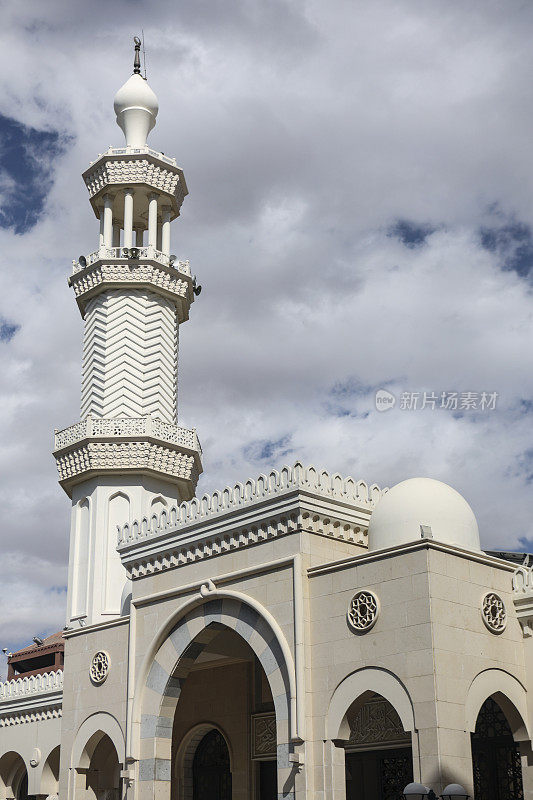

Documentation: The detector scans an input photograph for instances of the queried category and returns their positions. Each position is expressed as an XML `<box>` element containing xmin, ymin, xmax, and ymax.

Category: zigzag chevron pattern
<box><xmin>81</xmin><ymin>289</ymin><xmax>178</xmax><ymax>422</ymax></box>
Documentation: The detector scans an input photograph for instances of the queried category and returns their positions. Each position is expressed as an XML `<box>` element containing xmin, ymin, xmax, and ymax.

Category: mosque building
<box><xmin>1</xmin><ymin>39</ymin><xmax>533</xmax><ymax>800</ymax></box>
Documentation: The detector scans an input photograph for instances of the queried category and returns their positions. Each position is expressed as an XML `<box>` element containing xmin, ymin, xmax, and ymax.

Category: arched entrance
<box><xmin>471</xmin><ymin>697</ymin><xmax>525</xmax><ymax>800</ymax></box>
<box><xmin>192</xmin><ymin>729</ymin><xmax>231</xmax><ymax>800</ymax></box>
<box><xmin>344</xmin><ymin>693</ymin><xmax>413</xmax><ymax>800</ymax></box>
<box><xmin>139</xmin><ymin>596</ymin><xmax>294</xmax><ymax>800</ymax></box>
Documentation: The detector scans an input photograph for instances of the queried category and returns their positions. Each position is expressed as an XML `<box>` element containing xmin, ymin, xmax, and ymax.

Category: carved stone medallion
<box><xmin>347</xmin><ymin>590</ymin><xmax>380</xmax><ymax>633</ymax></box>
<box><xmin>481</xmin><ymin>592</ymin><xmax>506</xmax><ymax>633</ymax></box>
<box><xmin>90</xmin><ymin>651</ymin><xmax>110</xmax><ymax>684</ymax></box>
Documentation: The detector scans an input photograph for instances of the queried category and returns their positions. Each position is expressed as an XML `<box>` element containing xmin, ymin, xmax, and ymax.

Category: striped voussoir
<box><xmin>138</xmin><ymin>597</ymin><xmax>292</xmax><ymax>798</ymax></box>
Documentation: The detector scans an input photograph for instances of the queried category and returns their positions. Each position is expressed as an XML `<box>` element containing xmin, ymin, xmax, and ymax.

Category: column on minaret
<box><xmin>148</xmin><ymin>193</ymin><xmax>158</xmax><ymax>248</ymax></box>
<box><xmin>162</xmin><ymin>205</ymin><xmax>171</xmax><ymax>255</ymax></box>
<box><xmin>123</xmin><ymin>188</ymin><xmax>134</xmax><ymax>249</ymax></box>
<box><xmin>99</xmin><ymin>206</ymin><xmax>105</xmax><ymax>248</ymax></box>
<box><xmin>103</xmin><ymin>193</ymin><xmax>113</xmax><ymax>247</ymax></box>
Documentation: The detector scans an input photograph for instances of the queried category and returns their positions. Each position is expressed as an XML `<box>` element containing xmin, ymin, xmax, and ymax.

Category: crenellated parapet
<box><xmin>0</xmin><ymin>670</ymin><xmax>63</xmax><ymax>727</ymax></box>
<box><xmin>118</xmin><ymin>462</ymin><xmax>385</xmax><ymax>578</ymax></box>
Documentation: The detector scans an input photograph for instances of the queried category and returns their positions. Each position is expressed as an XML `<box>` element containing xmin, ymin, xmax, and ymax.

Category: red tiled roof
<box><xmin>9</xmin><ymin>630</ymin><xmax>64</xmax><ymax>660</ymax></box>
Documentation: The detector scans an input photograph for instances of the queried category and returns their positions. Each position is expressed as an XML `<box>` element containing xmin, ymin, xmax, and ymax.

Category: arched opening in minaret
<box><xmin>343</xmin><ymin>692</ymin><xmax>413</xmax><ymax>800</ymax></box>
<box><xmin>171</xmin><ymin>627</ymin><xmax>277</xmax><ymax>800</ymax></box>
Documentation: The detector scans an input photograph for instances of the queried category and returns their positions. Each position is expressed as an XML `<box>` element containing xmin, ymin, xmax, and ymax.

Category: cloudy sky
<box><xmin>1</xmin><ymin>0</ymin><xmax>533</xmax><ymax>671</ymax></box>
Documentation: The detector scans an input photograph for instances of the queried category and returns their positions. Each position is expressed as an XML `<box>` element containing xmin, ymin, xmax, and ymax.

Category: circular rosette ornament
<box><xmin>347</xmin><ymin>590</ymin><xmax>380</xmax><ymax>633</ymax></box>
<box><xmin>481</xmin><ymin>592</ymin><xmax>506</xmax><ymax>634</ymax></box>
<box><xmin>90</xmin><ymin>651</ymin><xmax>110</xmax><ymax>684</ymax></box>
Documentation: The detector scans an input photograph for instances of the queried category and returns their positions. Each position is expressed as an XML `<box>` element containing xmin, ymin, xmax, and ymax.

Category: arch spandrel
<box><xmin>465</xmin><ymin>669</ymin><xmax>531</xmax><ymax>742</ymax></box>
<box><xmin>325</xmin><ymin>667</ymin><xmax>416</xmax><ymax>741</ymax></box>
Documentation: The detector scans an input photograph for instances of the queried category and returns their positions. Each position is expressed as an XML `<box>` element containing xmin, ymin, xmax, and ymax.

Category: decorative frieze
<box><xmin>251</xmin><ymin>712</ymin><xmax>277</xmax><ymax>759</ymax></box>
<box><xmin>0</xmin><ymin>707</ymin><xmax>62</xmax><ymax>728</ymax></box>
<box><xmin>0</xmin><ymin>670</ymin><xmax>63</xmax><ymax>701</ymax></box>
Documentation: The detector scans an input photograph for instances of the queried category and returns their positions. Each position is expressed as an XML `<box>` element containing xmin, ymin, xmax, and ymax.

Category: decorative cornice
<box><xmin>118</xmin><ymin>463</ymin><xmax>383</xmax><ymax>579</ymax></box>
<box><xmin>54</xmin><ymin>431</ymin><xmax>202</xmax><ymax>499</ymax></box>
<box><xmin>83</xmin><ymin>151</ymin><xmax>187</xmax><ymax>219</ymax></box>
<box><xmin>308</xmin><ymin>538</ymin><xmax>518</xmax><ymax>577</ymax></box>
<box><xmin>0</xmin><ymin>671</ymin><xmax>63</xmax><ymax>726</ymax></box>
<box><xmin>69</xmin><ymin>255</ymin><xmax>194</xmax><ymax>320</ymax></box>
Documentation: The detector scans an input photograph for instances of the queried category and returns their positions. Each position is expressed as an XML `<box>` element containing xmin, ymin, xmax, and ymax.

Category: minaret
<box><xmin>54</xmin><ymin>39</ymin><xmax>202</xmax><ymax>627</ymax></box>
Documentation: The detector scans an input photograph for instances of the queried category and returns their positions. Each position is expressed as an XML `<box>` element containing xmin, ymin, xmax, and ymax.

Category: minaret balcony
<box><xmin>83</xmin><ymin>146</ymin><xmax>188</xmax><ymax>222</ymax></box>
<box><xmin>53</xmin><ymin>416</ymin><xmax>203</xmax><ymax>499</ymax></box>
<box><xmin>68</xmin><ymin>248</ymin><xmax>196</xmax><ymax>320</ymax></box>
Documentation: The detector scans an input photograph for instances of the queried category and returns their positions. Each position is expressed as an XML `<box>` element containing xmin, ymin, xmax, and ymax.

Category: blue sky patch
<box><xmin>243</xmin><ymin>434</ymin><xmax>292</xmax><ymax>461</ymax></box>
<box><xmin>480</xmin><ymin>220</ymin><xmax>533</xmax><ymax>278</ymax></box>
<box><xmin>388</xmin><ymin>219</ymin><xmax>436</xmax><ymax>248</ymax></box>
<box><xmin>0</xmin><ymin>318</ymin><xmax>19</xmax><ymax>342</ymax></box>
<box><xmin>0</xmin><ymin>114</ymin><xmax>69</xmax><ymax>234</ymax></box>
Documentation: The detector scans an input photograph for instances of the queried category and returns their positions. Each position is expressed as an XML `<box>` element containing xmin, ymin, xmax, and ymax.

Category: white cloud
<box><xmin>1</xmin><ymin>0</ymin><xmax>533</xmax><ymax>656</ymax></box>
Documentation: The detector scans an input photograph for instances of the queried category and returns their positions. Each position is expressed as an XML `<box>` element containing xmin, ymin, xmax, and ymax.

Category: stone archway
<box><xmin>40</xmin><ymin>746</ymin><xmax>60</xmax><ymax>798</ymax></box>
<box><xmin>174</xmin><ymin>723</ymin><xmax>234</xmax><ymax>800</ymax></box>
<box><xmin>136</xmin><ymin>594</ymin><xmax>296</xmax><ymax>800</ymax></box>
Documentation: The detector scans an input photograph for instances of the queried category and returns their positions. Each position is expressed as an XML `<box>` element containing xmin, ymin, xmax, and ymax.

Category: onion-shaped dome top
<box><xmin>368</xmin><ymin>477</ymin><xmax>481</xmax><ymax>552</ymax></box>
<box><xmin>114</xmin><ymin>39</ymin><xmax>159</xmax><ymax>148</ymax></box>
<box><xmin>114</xmin><ymin>73</ymin><xmax>159</xmax><ymax>147</ymax></box>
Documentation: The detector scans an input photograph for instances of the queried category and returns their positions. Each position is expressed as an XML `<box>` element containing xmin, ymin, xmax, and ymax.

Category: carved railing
<box><xmin>512</xmin><ymin>564</ymin><xmax>533</xmax><ymax>636</ymax></box>
<box><xmin>54</xmin><ymin>417</ymin><xmax>201</xmax><ymax>453</ymax></box>
<box><xmin>89</xmin><ymin>146</ymin><xmax>178</xmax><ymax>167</ymax></box>
<box><xmin>0</xmin><ymin>670</ymin><xmax>63</xmax><ymax>702</ymax></box>
<box><xmin>72</xmin><ymin>248</ymin><xmax>191</xmax><ymax>275</ymax></box>
<box><xmin>118</xmin><ymin>461</ymin><xmax>384</xmax><ymax>548</ymax></box>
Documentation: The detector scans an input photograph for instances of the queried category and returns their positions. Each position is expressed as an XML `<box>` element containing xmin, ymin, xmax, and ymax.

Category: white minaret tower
<box><xmin>54</xmin><ymin>39</ymin><xmax>202</xmax><ymax>627</ymax></box>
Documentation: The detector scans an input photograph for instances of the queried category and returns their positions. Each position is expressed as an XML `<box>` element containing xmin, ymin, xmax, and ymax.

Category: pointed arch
<box><xmin>465</xmin><ymin>669</ymin><xmax>531</xmax><ymax>742</ymax></box>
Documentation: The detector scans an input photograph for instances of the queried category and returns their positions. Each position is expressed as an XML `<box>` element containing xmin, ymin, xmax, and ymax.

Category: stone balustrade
<box><xmin>71</xmin><ymin>248</ymin><xmax>191</xmax><ymax>275</ymax></box>
<box><xmin>54</xmin><ymin>416</ymin><xmax>201</xmax><ymax>454</ymax></box>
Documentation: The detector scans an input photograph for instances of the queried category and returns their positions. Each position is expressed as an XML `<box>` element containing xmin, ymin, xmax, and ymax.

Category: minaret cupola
<box><xmin>113</xmin><ymin>38</ymin><xmax>159</xmax><ymax>147</ymax></box>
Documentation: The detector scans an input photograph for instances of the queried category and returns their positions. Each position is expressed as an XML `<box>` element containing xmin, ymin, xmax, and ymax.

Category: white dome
<box><xmin>113</xmin><ymin>73</ymin><xmax>159</xmax><ymax>147</ymax></box>
<box><xmin>368</xmin><ymin>477</ymin><xmax>480</xmax><ymax>552</ymax></box>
